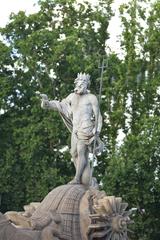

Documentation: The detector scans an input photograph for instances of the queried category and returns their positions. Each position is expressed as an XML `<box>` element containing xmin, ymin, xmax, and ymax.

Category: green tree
<box><xmin>0</xmin><ymin>0</ymin><xmax>113</xmax><ymax>212</ymax></box>
<box><xmin>102</xmin><ymin>1</ymin><xmax>160</xmax><ymax>239</ymax></box>
<box><xmin>0</xmin><ymin>1</ymin><xmax>159</xmax><ymax>239</ymax></box>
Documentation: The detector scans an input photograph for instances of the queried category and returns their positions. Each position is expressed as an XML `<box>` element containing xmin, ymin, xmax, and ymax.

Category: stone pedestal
<box><xmin>1</xmin><ymin>184</ymin><xmax>131</xmax><ymax>240</ymax></box>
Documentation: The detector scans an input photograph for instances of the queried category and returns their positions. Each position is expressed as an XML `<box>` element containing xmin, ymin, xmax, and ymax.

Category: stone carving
<box><xmin>40</xmin><ymin>73</ymin><xmax>103</xmax><ymax>186</ymax></box>
<box><xmin>88</xmin><ymin>196</ymin><xmax>132</xmax><ymax>239</ymax></box>
<box><xmin>2</xmin><ymin>184</ymin><xmax>131</xmax><ymax>240</ymax></box>
<box><xmin>31</xmin><ymin>184</ymin><xmax>86</xmax><ymax>240</ymax></box>
<box><xmin>23</xmin><ymin>202</ymin><xmax>41</xmax><ymax>217</ymax></box>
<box><xmin>0</xmin><ymin>211</ymin><xmax>61</xmax><ymax>240</ymax></box>
<box><xmin>5</xmin><ymin>211</ymin><xmax>32</xmax><ymax>228</ymax></box>
<box><xmin>5</xmin><ymin>202</ymin><xmax>41</xmax><ymax>227</ymax></box>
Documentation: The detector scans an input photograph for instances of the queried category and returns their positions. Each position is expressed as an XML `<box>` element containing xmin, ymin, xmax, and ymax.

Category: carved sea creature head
<box><xmin>74</xmin><ymin>72</ymin><xmax>90</xmax><ymax>94</ymax></box>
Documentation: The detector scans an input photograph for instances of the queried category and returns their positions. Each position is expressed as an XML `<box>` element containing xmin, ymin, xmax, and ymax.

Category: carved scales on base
<box><xmin>2</xmin><ymin>184</ymin><xmax>132</xmax><ymax>240</ymax></box>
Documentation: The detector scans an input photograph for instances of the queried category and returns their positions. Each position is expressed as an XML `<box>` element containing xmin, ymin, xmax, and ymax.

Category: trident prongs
<box><xmin>98</xmin><ymin>56</ymin><xmax>108</xmax><ymax>71</ymax></box>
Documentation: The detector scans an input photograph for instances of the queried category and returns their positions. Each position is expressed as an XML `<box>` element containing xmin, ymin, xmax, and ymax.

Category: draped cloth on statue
<box><xmin>53</xmin><ymin>99</ymin><xmax>73</xmax><ymax>133</ymax></box>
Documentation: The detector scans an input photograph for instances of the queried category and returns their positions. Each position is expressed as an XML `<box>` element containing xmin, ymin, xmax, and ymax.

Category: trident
<box><xmin>91</xmin><ymin>55</ymin><xmax>108</xmax><ymax>172</ymax></box>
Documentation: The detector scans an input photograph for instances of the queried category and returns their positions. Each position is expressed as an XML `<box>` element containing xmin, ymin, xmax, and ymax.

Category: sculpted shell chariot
<box><xmin>3</xmin><ymin>184</ymin><xmax>132</xmax><ymax>240</ymax></box>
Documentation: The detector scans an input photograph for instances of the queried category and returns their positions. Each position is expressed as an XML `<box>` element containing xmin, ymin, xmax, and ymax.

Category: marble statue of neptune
<box><xmin>41</xmin><ymin>73</ymin><xmax>103</xmax><ymax>186</ymax></box>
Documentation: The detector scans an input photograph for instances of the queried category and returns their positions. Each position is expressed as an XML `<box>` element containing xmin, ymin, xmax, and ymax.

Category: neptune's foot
<box><xmin>68</xmin><ymin>178</ymin><xmax>80</xmax><ymax>185</ymax></box>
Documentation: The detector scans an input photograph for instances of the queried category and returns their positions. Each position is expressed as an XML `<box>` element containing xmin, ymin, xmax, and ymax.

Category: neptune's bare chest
<box><xmin>71</xmin><ymin>94</ymin><xmax>91</xmax><ymax>112</ymax></box>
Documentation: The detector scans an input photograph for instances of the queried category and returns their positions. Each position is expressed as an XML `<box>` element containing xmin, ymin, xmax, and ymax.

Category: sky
<box><xmin>0</xmin><ymin>0</ymin><xmax>128</xmax><ymax>55</ymax></box>
<box><xmin>0</xmin><ymin>0</ymin><xmax>39</xmax><ymax>27</ymax></box>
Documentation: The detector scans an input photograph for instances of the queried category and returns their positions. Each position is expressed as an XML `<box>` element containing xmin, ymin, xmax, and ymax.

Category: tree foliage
<box><xmin>102</xmin><ymin>1</ymin><xmax>160</xmax><ymax>239</ymax></box>
<box><xmin>0</xmin><ymin>0</ymin><xmax>113</xmax><ymax>211</ymax></box>
<box><xmin>0</xmin><ymin>0</ymin><xmax>159</xmax><ymax>239</ymax></box>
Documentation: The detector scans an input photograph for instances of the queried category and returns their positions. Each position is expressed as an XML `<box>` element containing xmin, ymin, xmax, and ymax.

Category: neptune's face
<box><xmin>74</xmin><ymin>80</ymin><xmax>88</xmax><ymax>95</ymax></box>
